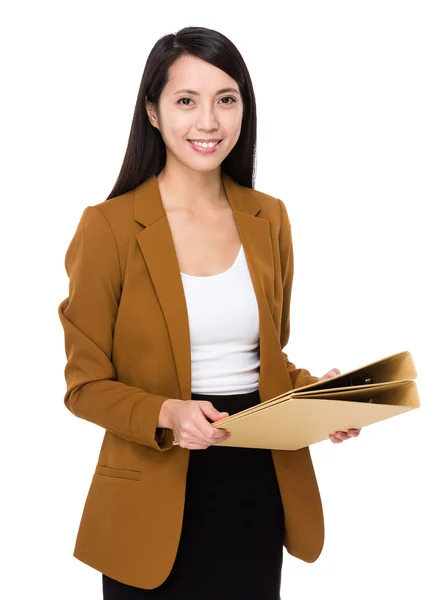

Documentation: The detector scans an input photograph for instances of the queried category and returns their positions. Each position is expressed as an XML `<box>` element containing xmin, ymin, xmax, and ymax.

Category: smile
<box><xmin>187</xmin><ymin>139</ymin><xmax>222</xmax><ymax>153</ymax></box>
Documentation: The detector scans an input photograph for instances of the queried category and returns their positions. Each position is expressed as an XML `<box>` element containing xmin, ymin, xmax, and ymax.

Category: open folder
<box><xmin>197</xmin><ymin>350</ymin><xmax>420</xmax><ymax>451</ymax></box>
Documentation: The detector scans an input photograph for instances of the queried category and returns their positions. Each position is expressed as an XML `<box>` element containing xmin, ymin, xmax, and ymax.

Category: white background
<box><xmin>2</xmin><ymin>1</ymin><xmax>443</xmax><ymax>598</ymax></box>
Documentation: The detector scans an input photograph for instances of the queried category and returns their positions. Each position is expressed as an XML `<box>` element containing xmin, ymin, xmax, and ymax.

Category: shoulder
<box><xmin>242</xmin><ymin>184</ymin><xmax>279</xmax><ymax>206</ymax></box>
<box><xmin>240</xmin><ymin>184</ymin><xmax>289</xmax><ymax>228</ymax></box>
<box><xmin>69</xmin><ymin>188</ymin><xmax>140</xmax><ymax>279</ymax></box>
<box><xmin>75</xmin><ymin>187</ymin><xmax>142</xmax><ymax>256</ymax></box>
<box><xmin>87</xmin><ymin>188</ymin><xmax>135</xmax><ymax>230</ymax></box>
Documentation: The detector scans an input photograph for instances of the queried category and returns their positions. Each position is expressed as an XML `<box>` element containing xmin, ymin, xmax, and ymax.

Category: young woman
<box><xmin>58</xmin><ymin>25</ymin><xmax>359</xmax><ymax>600</ymax></box>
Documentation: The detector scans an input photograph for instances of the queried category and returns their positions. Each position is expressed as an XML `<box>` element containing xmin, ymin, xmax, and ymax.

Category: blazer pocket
<box><xmin>94</xmin><ymin>464</ymin><xmax>142</xmax><ymax>481</ymax></box>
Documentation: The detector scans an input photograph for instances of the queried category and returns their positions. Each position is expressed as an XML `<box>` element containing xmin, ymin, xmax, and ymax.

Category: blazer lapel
<box><xmin>133</xmin><ymin>172</ymin><xmax>290</xmax><ymax>402</ymax></box>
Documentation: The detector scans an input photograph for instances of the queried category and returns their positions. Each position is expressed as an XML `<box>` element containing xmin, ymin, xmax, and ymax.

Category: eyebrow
<box><xmin>173</xmin><ymin>87</ymin><xmax>240</xmax><ymax>96</ymax></box>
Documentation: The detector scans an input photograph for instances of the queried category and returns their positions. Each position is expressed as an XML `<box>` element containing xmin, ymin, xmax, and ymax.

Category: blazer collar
<box><xmin>132</xmin><ymin>172</ymin><xmax>291</xmax><ymax>402</ymax></box>
<box><xmin>133</xmin><ymin>171</ymin><xmax>260</xmax><ymax>225</ymax></box>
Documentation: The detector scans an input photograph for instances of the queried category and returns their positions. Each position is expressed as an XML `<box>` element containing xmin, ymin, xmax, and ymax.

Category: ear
<box><xmin>145</xmin><ymin>97</ymin><xmax>158</xmax><ymax>129</ymax></box>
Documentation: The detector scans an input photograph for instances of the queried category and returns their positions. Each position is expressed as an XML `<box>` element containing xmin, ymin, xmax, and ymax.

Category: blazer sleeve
<box><xmin>278</xmin><ymin>199</ymin><xmax>319</xmax><ymax>389</ymax></box>
<box><xmin>58</xmin><ymin>205</ymin><xmax>175</xmax><ymax>452</ymax></box>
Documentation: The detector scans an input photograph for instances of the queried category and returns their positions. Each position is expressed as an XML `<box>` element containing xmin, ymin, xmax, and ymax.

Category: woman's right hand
<box><xmin>165</xmin><ymin>400</ymin><xmax>231</xmax><ymax>449</ymax></box>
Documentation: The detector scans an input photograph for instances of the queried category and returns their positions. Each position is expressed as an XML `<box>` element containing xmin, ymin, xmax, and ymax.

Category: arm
<box><xmin>278</xmin><ymin>199</ymin><xmax>319</xmax><ymax>389</ymax></box>
<box><xmin>58</xmin><ymin>205</ymin><xmax>175</xmax><ymax>452</ymax></box>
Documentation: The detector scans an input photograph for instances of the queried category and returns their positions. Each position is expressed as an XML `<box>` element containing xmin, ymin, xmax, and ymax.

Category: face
<box><xmin>145</xmin><ymin>54</ymin><xmax>244</xmax><ymax>173</ymax></box>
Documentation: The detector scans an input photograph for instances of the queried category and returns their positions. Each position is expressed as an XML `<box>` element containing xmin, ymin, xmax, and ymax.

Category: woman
<box><xmin>58</xmin><ymin>26</ymin><xmax>360</xmax><ymax>599</ymax></box>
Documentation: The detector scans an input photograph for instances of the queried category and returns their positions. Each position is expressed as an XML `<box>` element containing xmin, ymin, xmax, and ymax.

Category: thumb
<box><xmin>200</xmin><ymin>402</ymin><xmax>229</xmax><ymax>421</ymax></box>
<box><xmin>319</xmin><ymin>368</ymin><xmax>340</xmax><ymax>381</ymax></box>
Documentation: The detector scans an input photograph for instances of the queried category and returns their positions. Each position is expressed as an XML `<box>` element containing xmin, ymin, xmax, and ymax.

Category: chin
<box><xmin>189</xmin><ymin>163</ymin><xmax>223</xmax><ymax>174</ymax></box>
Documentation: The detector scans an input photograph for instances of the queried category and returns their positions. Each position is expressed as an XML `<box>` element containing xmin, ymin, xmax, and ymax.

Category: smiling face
<box><xmin>145</xmin><ymin>54</ymin><xmax>244</xmax><ymax>174</ymax></box>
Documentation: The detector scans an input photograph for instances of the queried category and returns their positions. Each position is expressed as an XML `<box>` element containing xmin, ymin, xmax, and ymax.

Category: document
<box><xmin>211</xmin><ymin>350</ymin><xmax>420</xmax><ymax>450</ymax></box>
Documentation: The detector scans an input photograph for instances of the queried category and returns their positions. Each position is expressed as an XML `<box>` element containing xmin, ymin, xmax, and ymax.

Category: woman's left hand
<box><xmin>318</xmin><ymin>368</ymin><xmax>361</xmax><ymax>444</ymax></box>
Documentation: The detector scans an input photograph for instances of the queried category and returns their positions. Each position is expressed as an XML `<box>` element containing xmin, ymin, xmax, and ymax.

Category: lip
<box><xmin>187</xmin><ymin>139</ymin><xmax>223</xmax><ymax>153</ymax></box>
<box><xmin>187</xmin><ymin>139</ymin><xmax>222</xmax><ymax>143</ymax></box>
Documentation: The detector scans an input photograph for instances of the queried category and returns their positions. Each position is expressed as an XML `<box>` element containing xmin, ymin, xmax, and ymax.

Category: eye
<box><xmin>177</xmin><ymin>96</ymin><xmax>237</xmax><ymax>106</ymax></box>
<box><xmin>177</xmin><ymin>98</ymin><xmax>194</xmax><ymax>106</ymax></box>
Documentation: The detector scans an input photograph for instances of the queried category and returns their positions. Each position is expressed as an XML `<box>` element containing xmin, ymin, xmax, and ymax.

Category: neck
<box><xmin>156</xmin><ymin>161</ymin><xmax>227</xmax><ymax>212</ymax></box>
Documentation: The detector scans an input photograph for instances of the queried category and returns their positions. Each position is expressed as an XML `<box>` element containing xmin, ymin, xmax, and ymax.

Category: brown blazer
<box><xmin>58</xmin><ymin>172</ymin><xmax>324</xmax><ymax>589</ymax></box>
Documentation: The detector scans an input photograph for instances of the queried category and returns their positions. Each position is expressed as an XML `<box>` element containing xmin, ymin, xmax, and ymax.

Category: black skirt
<box><xmin>102</xmin><ymin>389</ymin><xmax>285</xmax><ymax>600</ymax></box>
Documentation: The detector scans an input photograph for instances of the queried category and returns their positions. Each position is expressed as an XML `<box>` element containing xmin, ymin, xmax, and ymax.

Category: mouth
<box><xmin>187</xmin><ymin>139</ymin><xmax>223</xmax><ymax>153</ymax></box>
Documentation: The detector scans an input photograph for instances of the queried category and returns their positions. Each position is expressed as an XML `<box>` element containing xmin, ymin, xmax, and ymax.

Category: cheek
<box><xmin>227</xmin><ymin>111</ymin><xmax>243</xmax><ymax>136</ymax></box>
<box><xmin>167</xmin><ymin>117</ymin><xmax>194</xmax><ymax>141</ymax></box>
<box><xmin>158</xmin><ymin>126</ymin><xmax>185</xmax><ymax>150</ymax></box>
<box><xmin>228</xmin><ymin>120</ymin><xmax>243</xmax><ymax>146</ymax></box>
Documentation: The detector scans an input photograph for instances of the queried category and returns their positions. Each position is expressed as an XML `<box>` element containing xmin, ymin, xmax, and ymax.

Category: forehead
<box><xmin>163</xmin><ymin>54</ymin><xmax>240</xmax><ymax>95</ymax></box>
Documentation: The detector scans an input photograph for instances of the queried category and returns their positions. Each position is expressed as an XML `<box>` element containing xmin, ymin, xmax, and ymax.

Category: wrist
<box><xmin>158</xmin><ymin>398</ymin><xmax>177</xmax><ymax>429</ymax></box>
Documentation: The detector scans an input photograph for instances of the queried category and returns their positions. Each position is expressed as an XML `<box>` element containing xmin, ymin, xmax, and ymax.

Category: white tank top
<box><xmin>180</xmin><ymin>244</ymin><xmax>260</xmax><ymax>395</ymax></box>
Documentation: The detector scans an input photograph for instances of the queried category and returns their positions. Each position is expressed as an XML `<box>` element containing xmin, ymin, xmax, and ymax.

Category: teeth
<box><xmin>189</xmin><ymin>140</ymin><xmax>220</xmax><ymax>148</ymax></box>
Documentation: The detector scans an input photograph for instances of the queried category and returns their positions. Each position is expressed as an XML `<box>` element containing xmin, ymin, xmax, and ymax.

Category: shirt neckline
<box><xmin>180</xmin><ymin>244</ymin><xmax>243</xmax><ymax>279</ymax></box>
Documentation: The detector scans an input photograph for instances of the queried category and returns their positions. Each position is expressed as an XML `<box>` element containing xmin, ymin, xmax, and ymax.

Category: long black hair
<box><xmin>105</xmin><ymin>26</ymin><xmax>257</xmax><ymax>201</ymax></box>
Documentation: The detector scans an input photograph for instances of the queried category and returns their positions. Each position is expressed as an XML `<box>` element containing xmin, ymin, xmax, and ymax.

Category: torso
<box><xmin>164</xmin><ymin>203</ymin><xmax>242</xmax><ymax>277</ymax></box>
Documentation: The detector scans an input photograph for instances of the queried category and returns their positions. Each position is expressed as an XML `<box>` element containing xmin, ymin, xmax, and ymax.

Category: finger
<box><xmin>333</xmin><ymin>431</ymin><xmax>349</xmax><ymax>440</ymax></box>
<box><xmin>325</xmin><ymin>369</ymin><xmax>340</xmax><ymax>378</ymax></box>
<box><xmin>201</xmin><ymin>424</ymin><xmax>229</xmax><ymax>445</ymax></box>
<box><xmin>320</xmin><ymin>368</ymin><xmax>341</xmax><ymax>381</ymax></box>
<box><xmin>348</xmin><ymin>429</ymin><xmax>361</xmax><ymax>437</ymax></box>
<box><xmin>212</xmin><ymin>434</ymin><xmax>230</xmax><ymax>445</ymax></box>
<box><xmin>329</xmin><ymin>434</ymin><xmax>343</xmax><ymax>443</ymax></box>
<box><xmin>178</xmin><ymin>429</ymin><xmax>229</xmax><ymax>448</ymax></box>
<box><xmin>190</xmin><ymin>415</ymin><xmax>228</xmax><ymax>445</ymax></box>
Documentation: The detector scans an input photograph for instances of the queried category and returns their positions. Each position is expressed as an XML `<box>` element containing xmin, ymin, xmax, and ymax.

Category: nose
<box><xmin>195</xmin><ymin>104</ymin><xmax>219</xmax><ymax>132</ymax></box>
